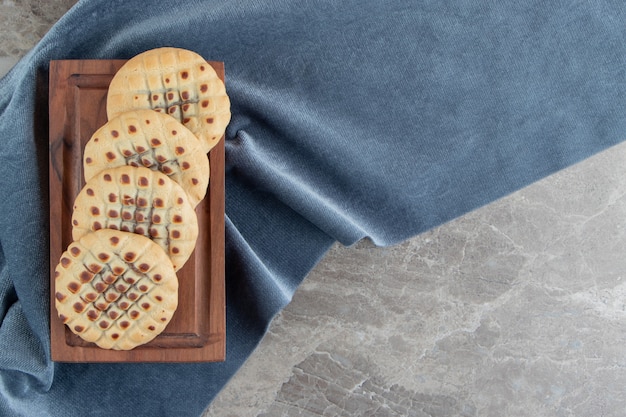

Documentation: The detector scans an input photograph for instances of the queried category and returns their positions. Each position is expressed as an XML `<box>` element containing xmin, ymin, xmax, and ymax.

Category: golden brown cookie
<box><xmin>71</xmin><ymin>165</ymin><xmax>198</xmax><ymax>271</ymax></box>
<box><xmin>83</xmin><ymin>109</ymin><xmax>209</xmax><ymax>207</ymax></box>
<box><xmin>106</xmin><ymin>47</ymin><xmax>231</xmax><ymax>153</ymax></box>
<box><xmin>54</xmin><ymin>229</ymin><xmax>179</xmax><ymax>350</ymax></box>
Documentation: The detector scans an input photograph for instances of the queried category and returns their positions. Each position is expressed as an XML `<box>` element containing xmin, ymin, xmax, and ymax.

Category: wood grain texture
<box><xmin>49</xmin><ymin>59</ymin><xmax>225</xmax><ymax>362</ymax></box>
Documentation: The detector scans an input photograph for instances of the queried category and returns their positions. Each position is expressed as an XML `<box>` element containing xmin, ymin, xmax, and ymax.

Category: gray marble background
<box><xmin>2</xmin><ymin>2</ymin><xmax>625</xmax><ymax>416</ymax></box>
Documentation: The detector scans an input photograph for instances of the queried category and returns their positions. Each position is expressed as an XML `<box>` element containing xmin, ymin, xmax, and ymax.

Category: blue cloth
<box><xmin>1</xmin><ymin>0</ymin><xmax>625</xmax><ymax>415</ymax></box>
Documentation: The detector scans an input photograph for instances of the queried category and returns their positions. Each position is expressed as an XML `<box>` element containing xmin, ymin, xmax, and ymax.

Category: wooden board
<box><xmin>48</xmin><ymin>59</ymin><xmax>225</xmax><ymax>362</ymax></box>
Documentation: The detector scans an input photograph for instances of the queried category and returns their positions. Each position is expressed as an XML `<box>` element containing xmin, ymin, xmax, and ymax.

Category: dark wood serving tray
<box><xmin>48</xmin><ymin>59</ymin><xmax>225</xmax><ymax>362</ymax></box>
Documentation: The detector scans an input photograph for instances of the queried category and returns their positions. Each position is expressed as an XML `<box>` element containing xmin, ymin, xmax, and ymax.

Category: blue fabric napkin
<box><xmin>1</xmin><ymin>1</ymin><xmax>625</xmax><ymax>415</ymax></box>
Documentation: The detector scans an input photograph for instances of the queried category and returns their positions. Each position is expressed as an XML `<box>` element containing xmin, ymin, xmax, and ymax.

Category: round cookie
<box><xmin>71</xmin><ymin>165</ymin><xmax>198</xmax><ymax>271</ymax></box>
<box><xmin>54</xmin><ymin>229</ymin><xmax>179</xmax><ymax>350</ymax></box>
<box><xmin>83</xmin><ymin>109</ymin><xmax>209</xmax><ymax>207</ymax></box>
<box><xmin>106</xmin><ymin>47</ymin><xmax>231</xmax><ymax>153</ymax></box>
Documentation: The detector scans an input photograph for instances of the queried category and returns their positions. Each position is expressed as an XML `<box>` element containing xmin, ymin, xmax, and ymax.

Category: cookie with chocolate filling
<box><xmin>71</xmin><ymin>165</ymin><xmax>198</xmax><ymax>271</ymax></box>
<box><xmin>106</xmin><ymin>47</ymin><xmax>231</xmax><ymax>153</ymax></box>
<box><xmin>83</xmin><ymin>109</ymin><xmax>209</xmax><ymax>207</ymax></box>
<box><xmin>54</xmin><ymin>229</ymin><xmax>179</xmax><ymax>350</ymax></box>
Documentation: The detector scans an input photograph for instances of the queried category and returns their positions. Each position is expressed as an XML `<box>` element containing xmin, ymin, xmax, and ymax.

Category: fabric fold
<box><xmin>0</xmin><ymin>301</ymin><xmax>53</xmax><ymax>392</ymax></box>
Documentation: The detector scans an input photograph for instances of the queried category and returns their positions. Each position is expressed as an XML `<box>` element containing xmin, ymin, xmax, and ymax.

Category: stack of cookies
<box><xmin>53</xmin><ymin>47</ymin><xmax>231</xmax><ymax>350</ymax></box>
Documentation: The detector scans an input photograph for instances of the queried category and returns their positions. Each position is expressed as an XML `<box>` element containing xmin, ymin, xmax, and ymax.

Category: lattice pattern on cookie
<box><xmin>106</xmin><ymin>47</ymin><xmax>231</xmax><ymax>153</ymax></box>
<box><xmin>83</xmin><ymin>109</ymin><xmax>209</xmax><ymax>207</ymax></box>
<box><xmin>55</xmin><ymin>229</ymin><xmax>178</xmax><ymax>350</ymax></box>
<box><xmin>71</xmin><ymin>165</ymin><xmax>198</xmax><ymax>271</ymax></box>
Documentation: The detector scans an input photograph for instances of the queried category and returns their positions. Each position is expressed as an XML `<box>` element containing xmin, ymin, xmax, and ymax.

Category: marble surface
<box><xmin>3</xmin><ymin>2</ymin><xmax>626</xmax><ymax>416</ymax></box>
<box><xmin>206</xmin><ymin>143</ymin><xmax>626</xmax><ymax>417</ymax></box>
